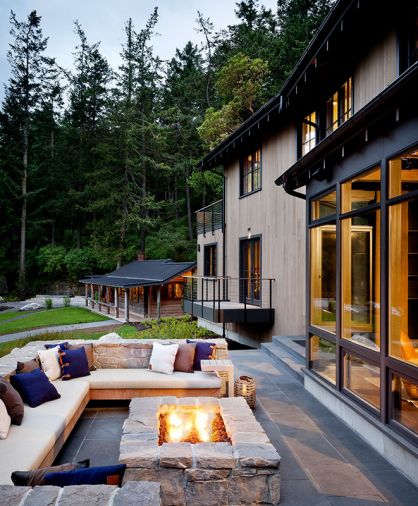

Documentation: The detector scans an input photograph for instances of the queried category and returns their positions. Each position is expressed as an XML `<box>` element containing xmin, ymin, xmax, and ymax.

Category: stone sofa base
<box><xmin>0</xmin><ymin>481</ymin><xmax>160</xmax><ymax>506</ymax></box>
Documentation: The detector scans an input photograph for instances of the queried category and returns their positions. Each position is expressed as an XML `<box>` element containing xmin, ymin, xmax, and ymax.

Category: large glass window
<box><xmin>241</xmin><ymin>149</ymin><xmax>261</xmax><ymax>196</ymax></box>
<box><xmin>341</xmin><ymin>166</ymin><xmax>381</xmax><ymax>213</ymax></box>
<box><xmin>343</xmin><ymin>353</ymin><xmax>380</xmax><ymax>410</ymax></box>
<box><xmin>391</xmin><ymin>373</ymin><xmax>418</xmax><ymax>435</ymax></box>
<box><xmin>311</xmin><ymin>190</ymin><xmax>337</xmax><ymax>220</ymax></box>
<box><xmin>310</xmin><ymin>224</ymin><xmax>337</xmax><ymax>333</ymax></box>
<box><xmin>388</xmin><ymin>147</ymin><xmax>418</xmax><ymax>198</ymax></box>
<box><xmin>389</xmin><ymin>198</ymin><xmax>418</xmax><ymax>367</ymax></box>
<box><xmin>341</xmin><ymin>210</ymin><xmax>380</xmax><ymax>350</ymax></box>
<box><xmin>301</xmin><ymin>112</ymin><xmax>317</xmax><ymax>156</ymax></box>
<box><xmin>310</xmin><ymin>335</ymin><xmax>336</xmax><ymax>384</ymax></box>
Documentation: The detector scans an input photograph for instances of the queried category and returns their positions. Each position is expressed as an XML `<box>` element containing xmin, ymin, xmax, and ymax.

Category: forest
<box><xmin>0</xmin><ymin>0</ymin><xmax>333</xmax><ymax>296</ymax></box>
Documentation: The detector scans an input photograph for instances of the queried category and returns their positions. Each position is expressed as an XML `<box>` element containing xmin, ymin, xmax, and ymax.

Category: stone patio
<box><xmin>52</xmin><ymin>348</ymin><xmax>418</xmax><ymax>505</ymax></box>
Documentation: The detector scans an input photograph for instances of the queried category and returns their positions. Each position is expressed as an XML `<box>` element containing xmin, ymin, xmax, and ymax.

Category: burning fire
<box><xmin>158</xmin><ymin>404</ymin><xmax>230</xmax><ymax>445</ymax></box>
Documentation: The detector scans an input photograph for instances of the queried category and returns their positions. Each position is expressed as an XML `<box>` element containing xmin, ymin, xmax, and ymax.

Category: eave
<box><xmin>275</xmin><ymin>62</ymin><xmax>418</xmax><ymax>191</ymax></box>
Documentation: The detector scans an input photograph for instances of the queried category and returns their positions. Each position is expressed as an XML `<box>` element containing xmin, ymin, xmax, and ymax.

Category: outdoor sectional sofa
<box><xmin>0</xmin><ymin>338</ymin><xmax>227</xmax><ymax>485</ymax></box>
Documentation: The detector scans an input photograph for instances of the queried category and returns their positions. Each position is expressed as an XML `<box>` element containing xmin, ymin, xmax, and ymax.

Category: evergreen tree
<box><xmin>3</xmin><ymin>10</ymin><xmax>56</xmax><ymax>295</ymax></box>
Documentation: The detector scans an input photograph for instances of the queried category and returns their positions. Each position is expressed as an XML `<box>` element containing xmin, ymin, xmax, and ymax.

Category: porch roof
<box><xmin>80</xmin><ymin>259</ymin><xmax>196</xmax><ymax>289</ymax></box>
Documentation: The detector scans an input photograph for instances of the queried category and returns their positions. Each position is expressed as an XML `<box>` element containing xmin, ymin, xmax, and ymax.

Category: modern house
<box><xmin>186</xmin><ymin>0</ymin><xmax>418</xmax><ymax>486</ymax></box>
<box><xmin>80</xmin><ymin>259</ymin><xmax>195</xmax><ymax>322</ymax></box>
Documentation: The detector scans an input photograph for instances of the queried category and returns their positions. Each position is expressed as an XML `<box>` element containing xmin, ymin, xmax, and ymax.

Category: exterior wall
<box><xmin>353</xmin><ymin>30</ymin><xmax>398</xmax><ymax>111</ymax></box>
<box><xmin>197</xmin><ymin>228</ymin><xmax>224</xmax><ymax>277</ymax></box>
<box><xmin>222</xmin><ymin>124</ymin><xmax>306</xmax><ymax>344</ymax></box>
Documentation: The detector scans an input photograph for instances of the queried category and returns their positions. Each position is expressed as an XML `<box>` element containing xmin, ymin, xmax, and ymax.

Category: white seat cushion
<box><xmin>81</xmin><ymin>369</ymin><xmax>221</xmax><ymax>390</ymax></box>
<box><xmin>0</xmin><ymin>379</ymin><xmax>89</xmax><ymax>484</ymax></box>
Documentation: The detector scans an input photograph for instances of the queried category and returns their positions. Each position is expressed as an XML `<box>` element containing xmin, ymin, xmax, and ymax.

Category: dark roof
<box><xmin>80</xmin><ymin>259</ymin><xmax>196</xmax><ymax>288</ymax></box>
<box><xmin>198</xmin><ymin>0</ymin><xmax>397</xmax><ymax>171</ymax></box>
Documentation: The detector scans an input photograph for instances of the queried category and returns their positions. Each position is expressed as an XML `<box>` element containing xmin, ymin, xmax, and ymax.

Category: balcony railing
<box><xmin>196</xmin><ymin>200</ymin><xmax>223</xmax><ymax>236</ymax></box>
<box><xmin>183</xmin><ymin>276</ymin><xmax>275</xmax><ymax>324</ymax></box>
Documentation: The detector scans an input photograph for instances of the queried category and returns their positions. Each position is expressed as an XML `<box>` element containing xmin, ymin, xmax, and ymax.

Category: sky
<box><xmin>0</xmin><ymin>0</ymin><xmax>278</xmax><ymax>101</ymax></box>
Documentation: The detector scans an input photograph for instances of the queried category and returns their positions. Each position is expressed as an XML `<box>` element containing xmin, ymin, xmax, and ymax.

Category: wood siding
<box><xmin>354</xmin><ymin>30</ymin><xmax>397</xmax><ymax>111</ymax></box>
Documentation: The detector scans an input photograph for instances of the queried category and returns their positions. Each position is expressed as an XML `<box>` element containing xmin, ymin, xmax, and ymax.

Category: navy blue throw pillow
<box><xmin>186</xmin><ymin>340</ymin><xmax>216</xmax><ymax>371</ymax></box>
<box><xmin>44</xmin><ymin>464</ymin><xmax>126</xmax><ymax>487</ymax></box>
<box><xmin>10</xmin><ymin>368</ymin><xmax>60</xmax><ymax>408</ymax></box>
<box><xmin>58</xmin><ymin>347</ymin><xmax>90</xmax><ymax>380</ymax></box>
<box><xmin>44</xmin><ymin>342</ymin><xmax>69</xmax><ymax>351</ymax></box>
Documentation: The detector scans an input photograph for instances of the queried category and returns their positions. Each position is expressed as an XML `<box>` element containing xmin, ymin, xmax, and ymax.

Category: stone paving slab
<box><xmin>230</xmin><ymin>349</ymin><xmax>418</xmax><ymax>506</ymax></box>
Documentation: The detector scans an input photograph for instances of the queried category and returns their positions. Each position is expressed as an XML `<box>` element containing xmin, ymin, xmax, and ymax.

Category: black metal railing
<box><xmin>196</xmin><ymin>200</ymin><xmax>223</xmax><ymax>236</ymax></box>
<box><xmin>183</xmin><ymin>276</ymin><xmax>274</xmax><ymax>316</ymax></box>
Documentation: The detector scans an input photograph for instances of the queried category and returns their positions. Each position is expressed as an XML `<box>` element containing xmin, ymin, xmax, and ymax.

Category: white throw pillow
<box><xmin>37</xmin><ymin>346</ymin><xmax>61</xmax><ymax>381</ymax></box>
<box><xmin>0</xmin><ymin>399</ymin><xmax>11</xmax><ymax>439</ymax></box>
<box><xmin>149</xmin><ymin>343</ymin><xmax>179</xmax><ymax>375</ymax></box>
<box><xmin>98</xmin><ymin>332</ymin><xmax>122</xmax><ymax>342</ymax></box>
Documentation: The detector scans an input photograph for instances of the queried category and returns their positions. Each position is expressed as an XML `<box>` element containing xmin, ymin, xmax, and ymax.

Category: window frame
<box><xmin>239</xmin><ymin>147</ymin><xmax>262</xmax><ymax>198</ymax></box>
<box><xmin>203</xmin><ymin>243</ymin><xmax>217</xmax><ymax>277</ymax></box>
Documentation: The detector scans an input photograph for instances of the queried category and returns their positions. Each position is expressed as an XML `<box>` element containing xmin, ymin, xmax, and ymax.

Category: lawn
<box><xmin>0</xmin><ymin>307</ymin><xmax>110</xmax><ymax>335</ymax></box>
<box><xmin>0</xmin><ymin>316</ymin><xmax>216</xmax><ymax>358</ymax></box>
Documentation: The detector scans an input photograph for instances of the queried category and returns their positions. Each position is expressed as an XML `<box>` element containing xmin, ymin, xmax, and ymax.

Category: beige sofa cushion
<box><xmin>76</xmin><ymin>368</ymin><xmax>221</xmax><ymax>390</ymax></box>
<box><xmin>0</xmin><ymin>379</ymin><xmax>89</xmax><ymax>485</ymax></box>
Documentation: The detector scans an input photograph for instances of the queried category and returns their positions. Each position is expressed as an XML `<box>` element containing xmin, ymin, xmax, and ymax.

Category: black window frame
<box><xmin>203</xmin><ymin>243</ymin><xmax>217</xmax><ymax>277</ymax></box>
<box><xmin>240</xmin><ymin>147</ymin><xmax>262</xmax><ymax>197</ymax></box>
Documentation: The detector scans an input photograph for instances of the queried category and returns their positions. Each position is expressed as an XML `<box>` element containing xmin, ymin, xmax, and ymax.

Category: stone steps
<box><xmin>261</xmin><ymin>336</ymin><xmax>305</xmax><ymax>383</ymax></box>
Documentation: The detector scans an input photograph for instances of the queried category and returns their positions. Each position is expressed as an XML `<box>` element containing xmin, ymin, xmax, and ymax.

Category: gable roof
<box><xmin>197</xmin><ymin>0</ymin><xmax>398</xmax><ymax>171</ymax></box>
<box><xmin>80</xmin><ymin>259</ymin><xmax>196</xmax><ymax>288</ymax></box>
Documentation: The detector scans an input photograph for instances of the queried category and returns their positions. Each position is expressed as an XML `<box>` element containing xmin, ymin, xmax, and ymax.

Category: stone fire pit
<box><xmin>119</xmin><ymin>396</ymin><xmax>281</xmax><ymax>505</ymax></box>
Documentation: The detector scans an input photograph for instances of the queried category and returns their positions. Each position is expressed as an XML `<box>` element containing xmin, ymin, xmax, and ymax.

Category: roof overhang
<box><xmin>275</xmin><ymin>62</ymin><xmax>418</xmax><ymax>191</ymax></box>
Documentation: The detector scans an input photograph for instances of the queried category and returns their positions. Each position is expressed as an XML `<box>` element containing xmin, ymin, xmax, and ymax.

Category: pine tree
<box><xmin>3</xmin><ymin>10</ymin><xmax>56</xmax><ymax>295</ymax></box>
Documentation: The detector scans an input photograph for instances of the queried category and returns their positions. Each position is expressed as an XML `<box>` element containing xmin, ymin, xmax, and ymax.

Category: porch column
<box><xmin>106</xmin><ymin>286</ymin><xmax>110</xmax><ymax>314</ymax></box>
<box><xmin>91</xmin><ymin>284</ymin><xmax>95</xmax><ymax>309</ymax></box>
<box><xmin>124</xmin><ymin>289</ymin><xmax>130</xmax><ymax>323</ymax></box>
<box><xmin>157</xmin><ymin>286</ymin><xmax>161</xmax><ymax>323</ymax></box>
<box><xmin>98</xmin><ymin>286</ymin><xmax>102</xmax><ymax>312</ymax></box>
<box><xmin>84</xmin><ymin>284</ymin><xmax>88</xmax><ymax>307</ymax></box>
<box><xmin>114</xmin><ymin>288</ymin><xmax>119</xmax><ymax>318</ymax></box>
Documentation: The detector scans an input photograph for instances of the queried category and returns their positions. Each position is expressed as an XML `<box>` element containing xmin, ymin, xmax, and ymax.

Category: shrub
<box><xmin>63</xmin><ymin>296</ymin><xmax>71</xmax><ymax>307</ymax></box>
<box><xmin>45</xmin><ymin>298</ymin><xmax>53</xmax><ymax>310</ymax></box>
<box><xmin>118</xmin><ymin>317</ymin><xmax>216</xmax><ymax>340</ymax></box>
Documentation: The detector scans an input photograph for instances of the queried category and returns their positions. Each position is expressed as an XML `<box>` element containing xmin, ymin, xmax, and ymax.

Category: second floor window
<box><xmin>241</xmin><ymin>148</ymin><xmax>261</xmax><ymax>196</ymax></box>
<box><xmin>326</xmin><ymin>77</ymin><xmax>352</xmax><ymax>135</ymax></box>
<box><xmin>302</xmin><ymin>112</ymin><xmax>318</xmax><ymax>156</ymax></box>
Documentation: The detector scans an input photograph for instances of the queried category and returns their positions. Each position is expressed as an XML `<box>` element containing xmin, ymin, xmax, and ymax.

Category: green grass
<box><xmin>0</xmin><ymin>310</ymin><xmax>29</xmax><ymax>322</ymax></box>
<box><xmin>0</xmin><ymin>316</ymin><xmax>216</xmax><ymax>358</ymax></box>
<box><xmin>0</xmin><ymin>307</ymin><xmax>110</xmax><ymax>335</ymax></box>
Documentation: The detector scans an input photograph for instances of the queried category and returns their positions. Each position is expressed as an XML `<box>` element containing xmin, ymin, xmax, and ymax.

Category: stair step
<box><xmin>272</xmin><ymin>335</ymin><xmax>305</xmax><ymax>360</ymax></box>
<box><xmin>261</xmin><ymin>341</ymin><xmax>305</xmax><ymax>383</ymax></box>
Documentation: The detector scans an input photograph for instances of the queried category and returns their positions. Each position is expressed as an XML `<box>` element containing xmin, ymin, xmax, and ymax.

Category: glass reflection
<box><xmin>344</xmin><ymin>353</ymin><xmax>380</xmax><ymax>409</ymax></box>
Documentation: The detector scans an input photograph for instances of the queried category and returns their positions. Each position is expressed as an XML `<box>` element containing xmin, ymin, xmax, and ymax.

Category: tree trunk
<box><xmin>18</xmin><ymin>127</ymin><xmax>28</xmax><ymax>296</ymax></box>
<box><xmin>185</xmin><ymin>174</ymin><xmax>193</xmax><ymax>241</ymax></box>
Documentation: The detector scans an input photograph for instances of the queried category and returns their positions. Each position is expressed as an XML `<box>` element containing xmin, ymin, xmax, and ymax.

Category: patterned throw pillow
<box><xmin>186</xmin><ymin>340</ymin><xmax>216</xmax><ymax>371</ymax></box>
<box><xmin>58</xmin><ymin>347</ymin><xmax>90</xmax><ymax>380</ymax></box>
<box><xmin>44</xmin><ymin>464</ymin><xmax>126</xmax><ymax>486</ymax></box>
<box><xmin>0</xmin><ymin>378</ymin><xmax>24</xmax><ymax>425</ymax></box>
<box><xmin>10</xmin><ymin>369</ymin><xmax>60</xmax><ymax>408</ymax></box>
<box><xmin>11</xmin><ymin>460</ymin><xmax>90</xmax><ymax>486</ymax></box>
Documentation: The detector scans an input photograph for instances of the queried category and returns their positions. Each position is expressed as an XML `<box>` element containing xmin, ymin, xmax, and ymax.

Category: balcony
<box><xmin>183</xmin><ymin>276</ymin><xmax>275</xmax><ymax>324</ymax></box>
<box><xmin>196</xmin><ymin>200</ymin><xmax>223</xmax><ymax>236</ymax></box>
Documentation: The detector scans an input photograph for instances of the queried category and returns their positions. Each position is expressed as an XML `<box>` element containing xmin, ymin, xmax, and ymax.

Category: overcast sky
<box><xmin>0</xmin><ymin>0</ymin><xmax>278</xmax><ymax>101</ymax></box>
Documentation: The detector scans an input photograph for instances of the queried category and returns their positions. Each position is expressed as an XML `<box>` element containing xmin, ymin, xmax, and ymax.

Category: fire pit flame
<box><xmin>158</xmin><ymin>405</ymin><xmax>230</xmax><ymax>445</ymax></box>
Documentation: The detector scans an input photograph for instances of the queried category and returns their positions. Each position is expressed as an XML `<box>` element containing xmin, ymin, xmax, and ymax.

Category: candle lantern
<box><xmin>234</xmin><ymin>375</ymin><xmax>256</xmax><ymax>409</ymax></box>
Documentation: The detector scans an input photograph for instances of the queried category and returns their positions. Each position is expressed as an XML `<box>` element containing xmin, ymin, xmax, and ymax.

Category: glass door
<box><xmin>241</xmin><ymin>238</ymin><xmax>261</xmax><ymax>305</ymax></box>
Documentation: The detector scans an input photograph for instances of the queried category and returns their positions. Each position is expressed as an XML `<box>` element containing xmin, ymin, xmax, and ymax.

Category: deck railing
<box><xmin>183</xmin><ymin>275</ymin><xmax>274</xmax><ymax>314</ymax></box>
<box><xmin>196</xmin><ymin>200</ymin><xmax>223</xmax><ymax>236</ymax></box>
